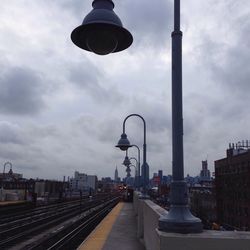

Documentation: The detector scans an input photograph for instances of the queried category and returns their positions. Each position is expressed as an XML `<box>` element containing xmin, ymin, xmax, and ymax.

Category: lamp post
<box><xmin>2</xmin><ymin>162</ymin><xmax>12</xmax><ymax>201</ymax></box>
<box><xmin>122</xmin><ymin>150</ymin><xmax>131</xmax><ymax>167</ymax></box>
<box><xmin>71</xmin><ymin>0</ymin><xmax>132</xmax><ymax>55</ymax></box>
<box><xmin>130</xmin><ymin>164</ymin><xmax>137</xmax><ymax>186</ymax></box>
<box><xmin>123</xmin><ymin>154</ymin><xmax>139</xmax><ymax>189</ymax></box>
<box><xmin>129</xmin><ymin>157</ymin><xmax>138</xmax><ymax>188</ymax></box>
<box><xmin>128</xmin><ymin>144</ymin><xmax>141</xmax><ymax>188</ymax></box>
<box><xmin>71</xmin><ymin>0</ymin><xmax>202</xmax><ymax>233</ymax></box>
<box><xmin>3</xmin><ymin>162</ymin><xmax>12</xmax><ymax>178</ymax></box>
<box><xmin>115</xmin><ymin>114</ymin><xmax>149</xmax><ymax>198</ymax></box>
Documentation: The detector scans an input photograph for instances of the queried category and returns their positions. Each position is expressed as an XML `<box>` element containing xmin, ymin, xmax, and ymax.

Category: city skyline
<box><xmin>0</xmin><ymin>0</ymin><xmax>249</xmax><ymax>179</ymax></box>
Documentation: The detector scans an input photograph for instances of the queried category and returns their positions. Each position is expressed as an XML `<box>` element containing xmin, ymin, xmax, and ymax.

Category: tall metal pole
<box><xmin>172</xmin><ymin>0</ymin><xmax>183</xmax><ymax>181</ymax></box>
<box><xmin>129</xmin><ymin>144</ymin><xmax>141</xmax><ymax>187</ymax></box>
<box><xmin>129</xmin><ymin>157</ymin><xmax>139</xmax><ymax>188</ymax></box>
<box><xmin>130</xmin><ymin>164</ymin><xmax>137</xmax><ymax>181</ymax></box>
<box><xmin>158</xmin><ymin>0</ymin><xmax>202</xmax><ymax>233</ymax></box>
<box><xmin>123</xmin><ymin>114</ymin><xmax>149</xmax><ymax>197</ymax></box>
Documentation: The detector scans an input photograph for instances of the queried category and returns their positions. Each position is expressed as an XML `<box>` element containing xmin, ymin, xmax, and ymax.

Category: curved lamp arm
<box><xmin>3</xmin><ymin>162</ymin><xmax>12</xmax><ymax>175</ymax></box>
<box><xmin>123</xmin><ymin>114</ymin><xmax>146</xmax><ymax>144</ymax></box>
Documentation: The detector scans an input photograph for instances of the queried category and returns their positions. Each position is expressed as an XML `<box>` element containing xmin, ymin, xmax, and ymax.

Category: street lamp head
<box><xmin>71</xmin><ymin>0</ymin><xmax>133</xmax><ymax>55</ymax></box>
<box><xmin>125</xmin><ymin>166</ymin><xmax>131</xmax><ymax>177</ymax></box>
<box><xmin>123</xmin><ymin>156</ymin><xmax>131</xmax><ymax>166</ymax></box>
<box><xmin>115</xmin><ymin>133</ymin><xmax>131</xmax><ymax>151</ymax></box>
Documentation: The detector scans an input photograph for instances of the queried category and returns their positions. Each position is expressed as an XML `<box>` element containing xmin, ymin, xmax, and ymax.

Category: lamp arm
<box><xmin>123</xmin><ymin>114</ymin><xmax>146</xmax><ymax>144</ymax></box>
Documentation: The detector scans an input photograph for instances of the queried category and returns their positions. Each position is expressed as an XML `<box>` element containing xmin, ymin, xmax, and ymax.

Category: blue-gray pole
<box><xmin>129</xmin><ymin>157</ymin><xmax>138</xmax><ymax>188</ymax></box>
<box><xmin>122</xmin><ymin>114</ymin><xmax>149</xmax><ymax>197</ymax></box>
<box><xmin>129</xmin><ymin>145</ymin><xmax>141</xmax><ymax>186</ymax></box>
<box><xmin>158</xmin><ymin>0</ymin><xmax>202</xmax><ymax>233</ymax></box>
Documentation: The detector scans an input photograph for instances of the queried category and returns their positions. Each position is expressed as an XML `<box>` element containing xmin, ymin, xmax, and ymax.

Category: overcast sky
<box><xmin>0</xmin><ymin>0</ymin><xmax>249</xmax><ymax>180</ymax></box>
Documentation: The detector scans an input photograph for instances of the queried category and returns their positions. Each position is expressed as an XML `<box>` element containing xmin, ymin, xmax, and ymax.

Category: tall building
<box><xmin>215</xmin><ymin>141</ymin><xmax>250</xmax><ymax>230</ymax></box>
<box><xmin>70</xmin><ymin>171</ymin><xmax>97</xmax><ymax>193</ymax></box>
<box><xmin>190</xmin><ymin>184</ymin><xmax>217</xmax><ymax>229</ymax></box>
<box><xmin>114</xmin><ymin>166</ymin><xmax>119</xmax><ymax>182</ymax></box>
<box><xmin>200</xmin><ymin>160</ymin><xmax>211</xmax><ymax>181</ymax></box>
<box><xmin>158</xmin><ymin>170</ymin><xmax>163</xmax><ymax>184</ymax></box>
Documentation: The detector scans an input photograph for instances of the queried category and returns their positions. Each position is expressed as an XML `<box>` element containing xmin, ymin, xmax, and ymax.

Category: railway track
<box><xmin>0</xmin><ymin>194</ymin><xmax>120</xmax><ymax>250</ymax></box>
<box><xmin>24</xmin><ymin>197</ymin><xmax>119</xmax><ymax>250</ymax></box>
<box><xmin>0</xmin><ymin>195</ymin><xmax>108</xmax><ymax>231</ymax></box>
<box><xmin>0</xmin><ymin>196</ymin><xmax>91</xmax><ymax>223</ymax></box>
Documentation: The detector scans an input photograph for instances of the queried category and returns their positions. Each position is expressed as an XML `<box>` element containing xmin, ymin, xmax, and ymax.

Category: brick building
<box><xmin>215</xmin><ymin>142</ymin><xmax>250</xmax><ymax>230</ymax></box>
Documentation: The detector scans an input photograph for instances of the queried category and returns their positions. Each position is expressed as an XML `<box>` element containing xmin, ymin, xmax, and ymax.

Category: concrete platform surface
<box><xmin>78</xmin><ymin>202</ymin><xmax>145</xmax><ymax>250</ymax></box>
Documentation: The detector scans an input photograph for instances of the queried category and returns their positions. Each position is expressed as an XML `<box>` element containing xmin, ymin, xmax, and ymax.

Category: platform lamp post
<box><xmin>130</xmin><ymin>164</ymin><xmax>137</xmax><ymax>184</ymax></box>
<box><xmin>122</xmin><ymin>150</ymin><xmax>131</xmax><ymax>167</ymax></box>
<box><xmin>3</xmin><ymin>161</ymin><xmax>12</xmax><ymax>178</ymax></box>
<box><xmin>122</xmin><ymin>153</ymin><xmax>138</xmax><ymax>188</ymax></box>
<box><xmin>1</xmin><ymin>162</ymin><xmax>12</xmax><ymax>201</ymax></box>
<box><xmin>128</xmin><ymin>144</ymin><xmax>141</xmax><ymax>188</ymax></box>
<box><xmin>129</xmin><ymin>157</ymin><xmax>138</xmax><ymax>188</ymax></box>
<box><xmin>115</xmin><ymin>114</ymin><xmax>149</xmax><ymax>198</ymax></box>
<box><xmin>122</xmin><ymin>151</ymin><xmax>131</xmax><ymax>185</ymax></box>
<box><xmin>123</xmin><ymin>154</ymin><xmax>139</xmax><ymax>189</ymax></box>
<box><xmin>71</xmin><ymin>0</ymin><xmax>202</xmax><ymax>233</ymax></box>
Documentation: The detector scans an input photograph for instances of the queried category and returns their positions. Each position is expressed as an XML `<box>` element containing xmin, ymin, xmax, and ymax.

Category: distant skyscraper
<box><xmin>114</xmin><ymin>166</ymin><xmax>119</xmax><ymax>182</ymax></box>
<box><xmin>142</xmin><ymin>163</ymin><xmax>149</xmax><ymax>186</ymax></box>
<box><xmin>158</xmin><ymin>170</ymin><xmax>163</xmax><ymax>184</ymax></box>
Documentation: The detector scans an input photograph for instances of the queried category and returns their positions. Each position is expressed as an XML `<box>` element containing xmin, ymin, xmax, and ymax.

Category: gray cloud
<box><xmin>0</xmin><ymin>67</ymin><xmax>46</xmax><ymax>115</ymax></box>
<box><xmin>118</xmin><ymin>0</ymin><xmax>172</xmax><ymax>50</ymax></box>
<box><xmin>0</xmin><ymin>121</ymin><xmax>24</xmax><ymax>144</ymax></box>
<box><xmin>69</xmin><ymin>63</ymin><xmax>125</xmax><ymax>105</ymax></box>
<box><xmin>196</xmin><ymin>2</ymin><xmax>250</xmax><ymax>96</ymax></box>
<box><xmin>0</xmin><ymin>0</ymin><xmax>249</xmax><ymax>180</ymax></box>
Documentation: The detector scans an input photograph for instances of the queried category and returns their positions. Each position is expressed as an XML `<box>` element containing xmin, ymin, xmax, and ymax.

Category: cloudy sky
<box><xmin>0</xmin><ymin>0</ymin><xmax>249</xmax><ymax>180</ymax></box>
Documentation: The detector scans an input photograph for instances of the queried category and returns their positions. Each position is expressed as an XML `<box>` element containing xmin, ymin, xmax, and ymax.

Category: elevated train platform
<box><xmin>78</xmin><ymin>202</ymin><xmax>145</xmax><ymax>250</ymax></box>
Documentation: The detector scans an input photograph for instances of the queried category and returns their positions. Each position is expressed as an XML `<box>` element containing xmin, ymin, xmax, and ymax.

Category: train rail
<box><xmin>0</xmin><ymin>194</ymin><xmax>120</xmax><ymax>250</ymax></box>
<box><xmin>24</xmin><ymin>197</ymin><xmax>119</xmax><ymax>250</ymax></box>
<box><xmin>0</xmin><ymin>196</ymin><xmax>92</xmax><ymax>223</ymax></box>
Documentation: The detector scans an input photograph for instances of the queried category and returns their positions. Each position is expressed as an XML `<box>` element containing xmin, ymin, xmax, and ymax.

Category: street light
<box><xmin>115</xmin><ymin>133</ymin><xmax>132</xmax><ymax>151</ymax></box>
<box><xmin>71</xmin><ymin>0</ymin><xmax>202</xmax><ymax>233</ymax></box>
<box><xmin>115</xmin><ymin>114</ymin><xmax>149</xmax><ymax>198</ymax></box>
<box><xmin>122</xmin><ymin>156</ymin><xmax>131</xmax><ymax>167</ymax></box>
<box><xmin>129</xmin><ymin>158</ymin><xmax>139</xmax><ymax>189</ymax></box>
<box><xmin>3</xmin><ymin>162</ymin><xmax>12</xmax><ymax>178</ymax></box>
<box><xmin>130</xmin><ymin>164</ymin><xmax>137</xmax><ymax>184</ymax></box>
<box><xmin>122</xmin><ymin>145</ymin><xmax>140</xmax><ymax>189</ymax></box>
<box><xmin>123</xmin><ymin>154</ymin><xmax>139</xmax><ymax>188</ymax></box>
<box><xmin>129</xmin><ymin>158</ymin><xmax>138</xmax><ymax>175</ymax></box>
<box><xmin>129</xmin><ymin>145</ymin><xmax>141</xmax><ymax>187</ymax></box>
<box><xmin>71</xmin><ymin>0</ymin><xmax>132</xmax><ymax>55</ymax></box>
<box><xmin>122</xmin><ymin>150</ymin><xmax>131</xmax><ymax>179</ymax></box>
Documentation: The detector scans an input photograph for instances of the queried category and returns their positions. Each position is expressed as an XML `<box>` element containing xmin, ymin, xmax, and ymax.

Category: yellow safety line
<box><xmin>0</xmin><ymin>201</ymin><xmax>26</xmax><ymax>206</ymax></box>
<box><xmin>78</xmin><ymin>202</ymin><xmax>124</xmax><ymax>250</ymax></box>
